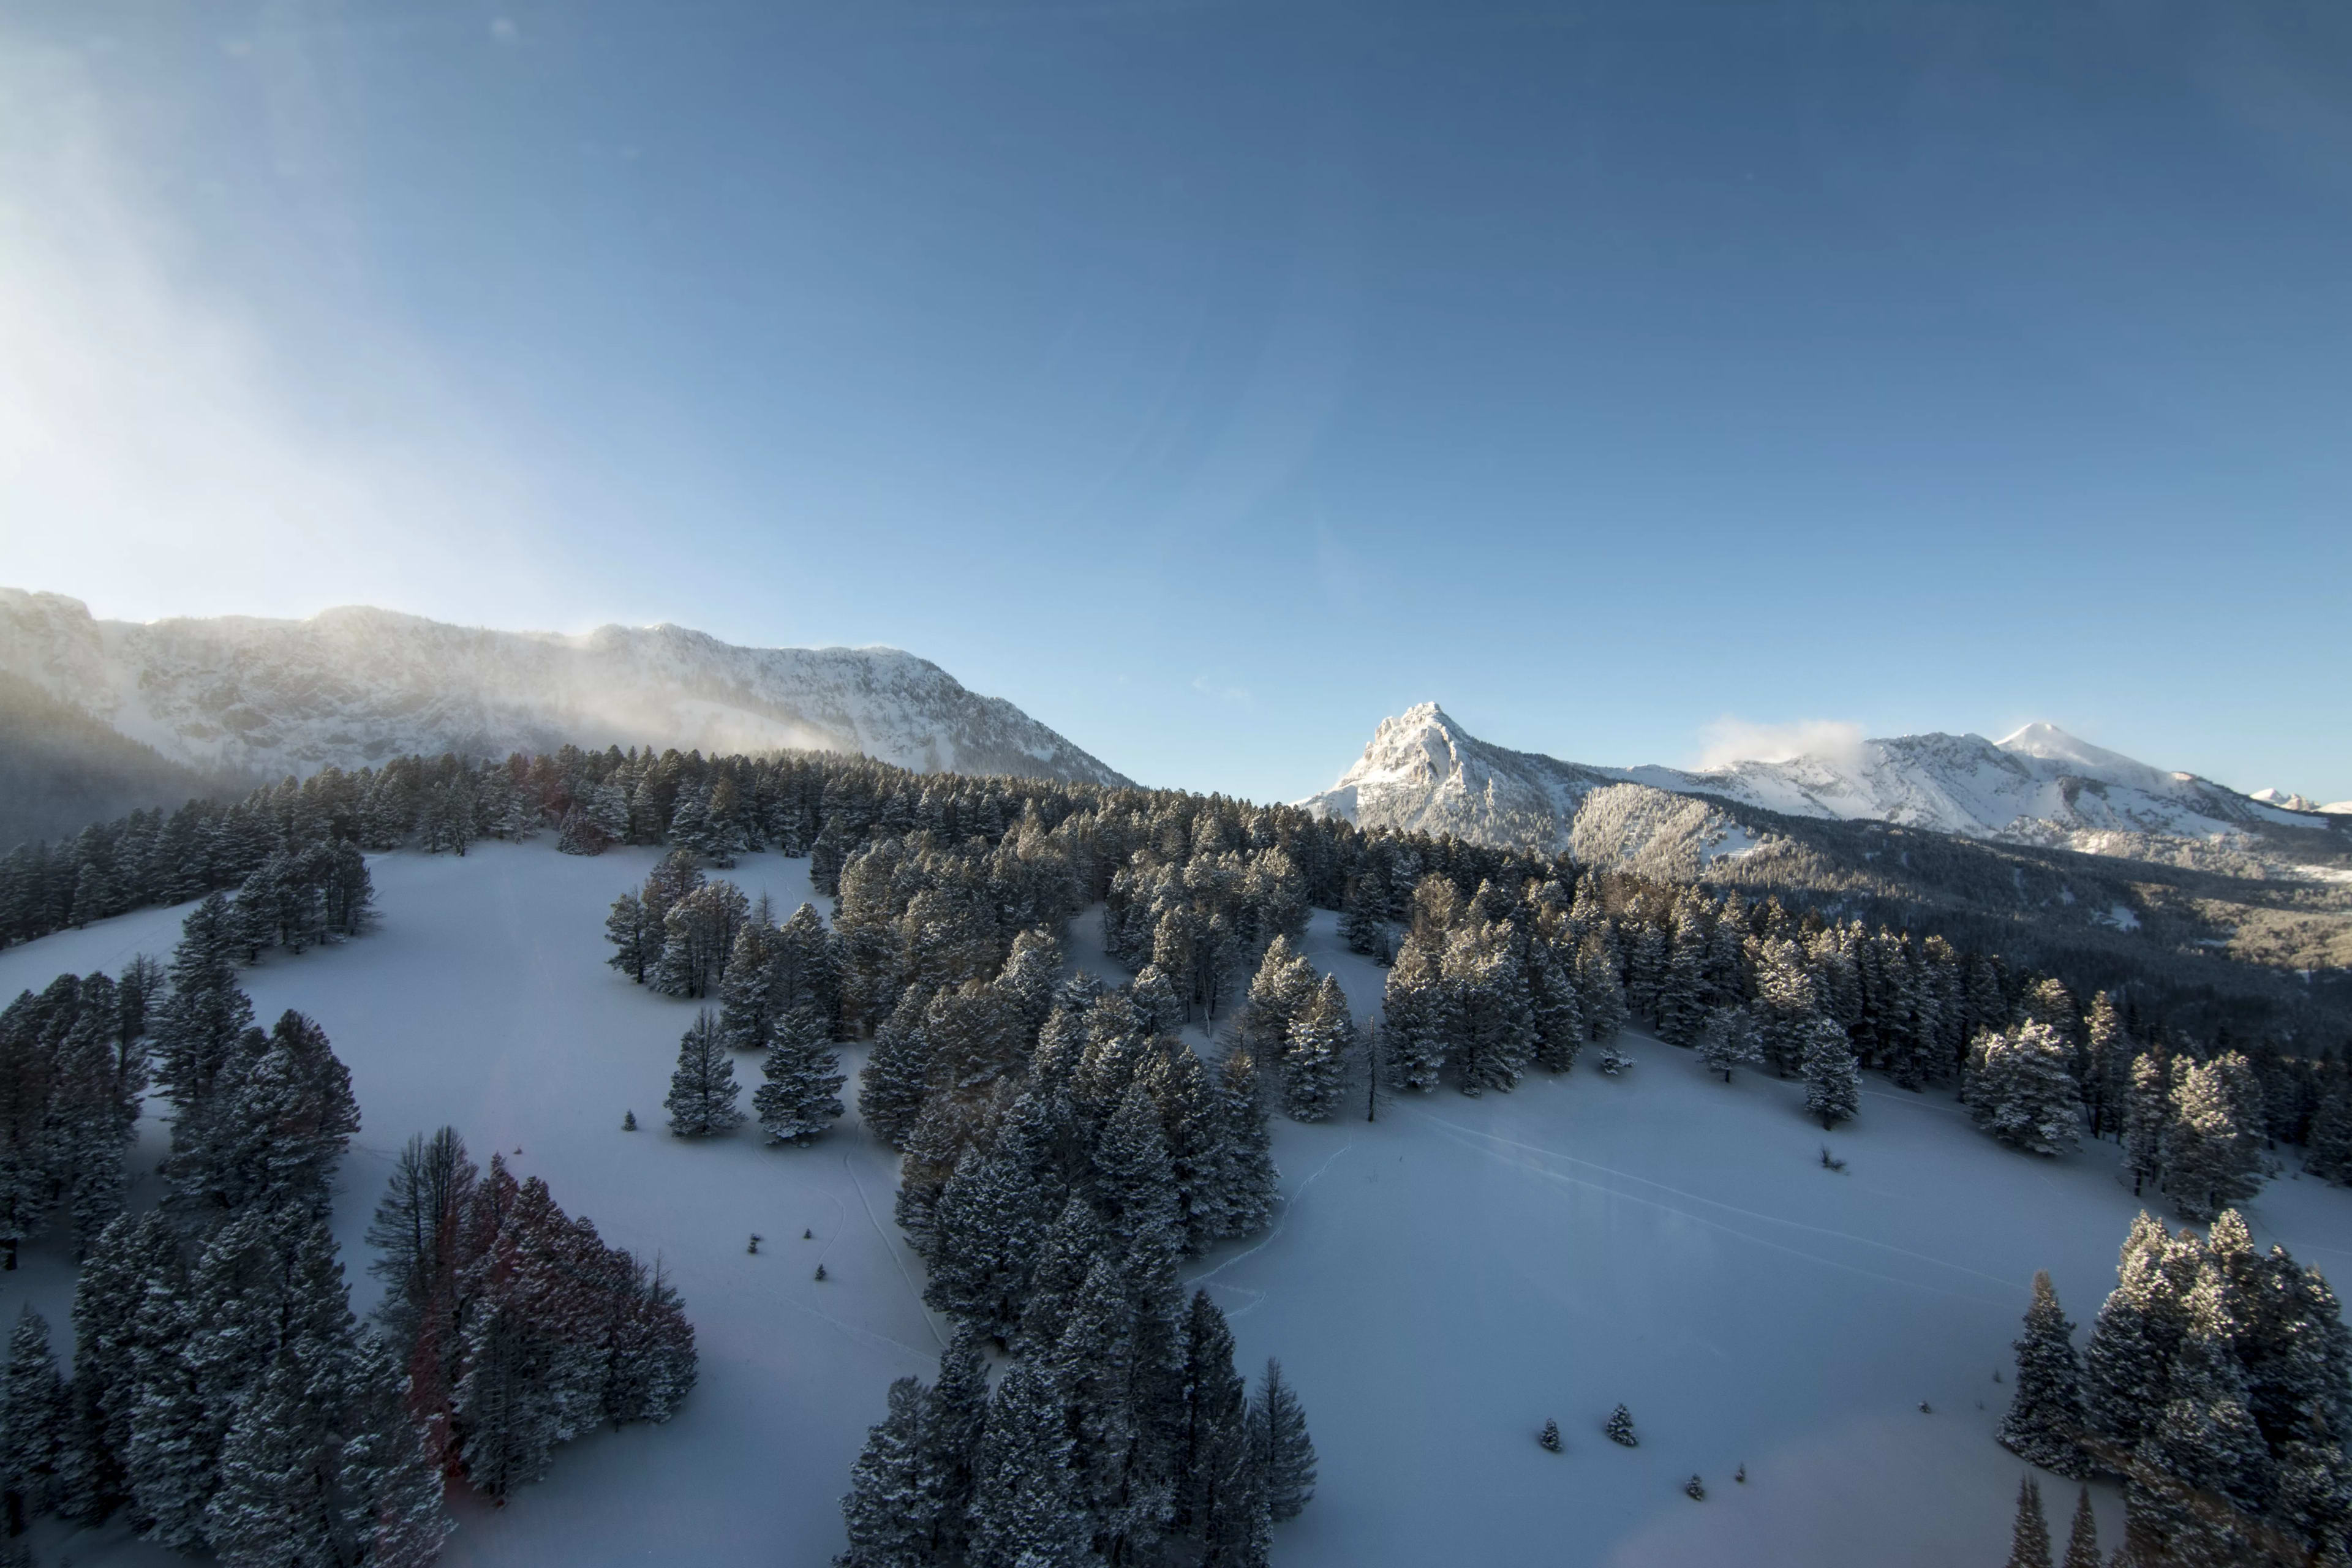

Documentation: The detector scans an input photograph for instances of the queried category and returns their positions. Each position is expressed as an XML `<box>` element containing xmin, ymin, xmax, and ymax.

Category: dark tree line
<box><xmin>1</xmin><ymin>768</ymin><xmax>377</xmax><ymax>949</ymax></box>
<box><xmin>1997</xmin><ymin>1212</ymin><xmax>2352</xmax><ymax>1566</ymax></box>
<box><xmin>0</xmin><ymin>962</ymin><xmax>157</xmax><ymax>1267</ymax></box>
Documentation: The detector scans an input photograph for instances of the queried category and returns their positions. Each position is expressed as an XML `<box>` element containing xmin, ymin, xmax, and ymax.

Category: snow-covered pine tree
<box><xmin>2000</xmin><ymin>1271</ymin><xmax>2089</xmax><ymax>1478</ymax></box>
<box><xmin>151</xmin><ymin>893</ymin><xmax>257</xmax><ymax>1116</ymax></box>
<box><xmin>2082</xmin><ymin>992</ymin><xmax>2129</xmax><ymax>1140</ymax></box>
<box><xmin>1753</xmin><ymin>939</ymin><xmax>1820</xmax><ymax>1078</ymax></box>
<box><xmin>1094</xmin><ymin>1081</ymin><xmax>1186</xmax><ymax>1314</ymax></box>
<box><xmin>1800</xmin><ymin>1017</ymin><xmax>1860</xmax><ymax>1129</ymax></box>
<box><xmin>1655</xmin><ymin>907</ymin><xmax>1709</xmax><ymax>1047</ymax></box>
<box><xmin>1379</xmin><ymin>933</ymin><xmax>1450</xmax><ymax>1094</ymax></box>
<box><xmin>925</xmin><ymin>1137</ymin><xmax>1055</xmax><ymax>1338</ymax></box>
<box><xmin>858</xmin><ymin>989</ymin><xmax>938</xmax><ymax>1152</ymax></box>
<box><xmin>1969</xmin><ymin>1022</ymin><xmax>2084</xmax><ymax>1157</ymax></box>
<box><xmin>1238</xmin><ymin>938</ymin><xmax>1316</xmax><ymax>1063</ymax></box>
<box><xmin>1625</xmin><ymin>922</ymin><xmax>1668</xmax><ymax>1025</ymax></box>
<box><xmin>2081</xmin><ymin>1214</ymin><xmax>2190</xmax><ymax>1477</ymax></box>
<box><xmin>755</xmin><ymin>1005</ymin><xmax>845</xmax><ymax>1145</ymax></box>
<box><xmin>1279</xmin><ymin>976</ymin><xmax>1352</xmax><ymax>1123</ymax></box>
<box><xmin>170</xmin><ymin>1008</ymin><xmax>360</xmax><ymax>1221</ymax></box>
<box><xmin>965</xmin><ymin>1357</ymin><xmax>1093</xmax><ymax>1568</ymax></box>
<box><xmin>1213</xmin><ymin>1049</ymin><xmax>1278</xmax><ymax>1241</ymax></box>
<box><xmin>1697</xmin><ymin>1005</ymin><xmax>1760</xmax><ymax>1083</ymax></box>
<box><xmin>1526</xmin><ymin>935</ymin><xmax>1586</xmax><ymax>1074</ymax></box>
<box><xmin>2005</xmin><ymin>1474</ymin><xmax>2052</xmax><ymax>1568</ymax></box>
<box><xmin>652</xmin><ymin>881</ymin><xmax>752</xmax><ymax>1000</ymax></box>
<box><xmin>0</xmin><ymin>1306</ymin><xmax>65</xmax><ymax>1534</ymax></box>
<box><xmin>1179</xmin><ymin>1291</ymin><xmax>1247</xmax><ymax>1534</ymax></box>
<box><xmin>2160</xmin><ymin>1057</ymin><xmax>2263</xmax><ymax>1223</ymax></box>
<box><xmin>666</xmin><ymin>1011</ymin><xmax>744</xmax><ymax>1137</ymax></box>
<box><xmin>1131</xmin><ymin>963</ymin><xmax>1185</xmax><ymax>1038</ymax></box>
<box><xmin>2061</xmin><ymin>1485</ymin><xmax>2100</xmax><ymax>1568</ymax></box>
<box><xmin>717</xmin><ymin>916</ymin><xmax>783</xmax><ymax>1051</ymax></box>
<box><xmin>1577</xmin><ymin>928</ymin><xmax>1629</xmax><ymax>1046</ymax></box>
<box><xmin>50</xmin><ymin>982</ymin><xmax>138</xmax><ymax>1249</ymax></box>
<box><xmin>1250</xmin><ymin>1358</ymin><xmax>1314</xmax><ymax>1521</ymax></box>
<box><xmin>2128</xmin><ymin>1273</ymin><xmax>2272</xmax><ymax>1566</ymax></box>
<box><xmin>1445</xmin><ymin>916</ymin><xmax>1534</xmax><ymax>1096</ymax></box>
<box><xmin>2304</xmin><ymin>1073</ymin><xmax>2352</xmax><ymax>1186</ymax></box>
<box><xmin>2120</xmin><ymin>1054</ymin><xmax>2168</xmax><ymax>1198</ymax></box>
<box><xmin>916</xmin><ymin>1327</ymin><xmax>989</xmax><ymax>1564</ymax></box>
<box><xmin>837</xmin><ymin>1376</ymin><xmax>935</xmax><ymax>1568</ymax></box>
<box><xmin>334</xmin><ymin>1333</ymin><xmax>453</xmax><ymax>1568</ymax></box>
<box><xmin>1049</xmin><ymin>1255</ymin><xmax>1146</xmax><ymax>1552</ymax></box>
<box><xmin>1604</xmin><ymin>1404</ymin><xmax>1638</xmax><ymax>1447</ymax></box>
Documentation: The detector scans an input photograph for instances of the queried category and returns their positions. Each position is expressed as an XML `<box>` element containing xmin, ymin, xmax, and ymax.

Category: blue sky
<box><xmin>4</xmin><ymin>1</ymin><xmax>2348</xmax><ymax>802</ymax></box>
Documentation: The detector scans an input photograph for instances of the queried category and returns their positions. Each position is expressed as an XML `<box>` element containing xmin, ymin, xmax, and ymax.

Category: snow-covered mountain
<box><xmin>0</xmin><ymin>589</ymin><xmax>1129</xmax><ymax>787</ymax></box>
<box><xmin>1304</xmin><ymin>702</ymin><xmax>2337</xmax><ymax>865</ymax></box>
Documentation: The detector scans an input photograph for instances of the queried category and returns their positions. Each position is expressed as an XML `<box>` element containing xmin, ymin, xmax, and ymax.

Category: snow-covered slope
<box><xmin>1305</xmin><ymin>704</ymin><xmax>2335</xmax><ymax>865</ymax></box>
<box><xmin>8</xmin><ymin>845</ymin><xmax>2347</xmax><ymax>1566</ymax></box>
<box><xmin>0</xmin><ymin>588</ymin><xmax>1128</xmax><ymax>786</ymax></box>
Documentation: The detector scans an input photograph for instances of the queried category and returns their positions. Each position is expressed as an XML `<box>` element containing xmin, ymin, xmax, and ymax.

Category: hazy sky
<box><xmin>4</xmin><ymin>1</ymin><xmax>2348</xmax><ymax>802</ymax></box>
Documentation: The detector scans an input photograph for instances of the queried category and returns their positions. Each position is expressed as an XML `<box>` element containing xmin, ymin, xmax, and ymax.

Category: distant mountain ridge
<box><xmin>0</xmin><ymin>589</ymin><xmax>1129</xmax><ymax>791</ymax></box>
<box><xmin>1303</xmin><ymin>703</ymin><xmax>2339</xmax><ymax>867</ymax></box>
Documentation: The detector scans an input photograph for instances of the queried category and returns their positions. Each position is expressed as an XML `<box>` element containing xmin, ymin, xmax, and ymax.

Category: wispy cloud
<box><xmin>1191</xmin><ymin>674</ymin><xmax>1254</xmax><ymax>707</ymax></box>
<box><xmin>0</xmin><ymin>29</ymin><xmax>557</xmax><ymax>626</ymax></box>
<box><xmin>1695</xmin><ymin>716</ymin><xmax>1866</xmax><ymax>771</ymax></box>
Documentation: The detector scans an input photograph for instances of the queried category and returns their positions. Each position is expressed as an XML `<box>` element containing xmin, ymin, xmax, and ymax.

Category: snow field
<box><xmin>2</xmin><ymin>838</ymin><xmax>2348</xmax><ymax>1565</ymax></box>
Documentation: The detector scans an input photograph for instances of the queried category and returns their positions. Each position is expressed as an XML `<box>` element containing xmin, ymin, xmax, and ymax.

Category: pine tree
<box><xmin>2000</xmin><ymin>1271</ymin><xmax>2089</xmax><ymax>1479</ymax></box>
<box><xmin>1656</xmin><ymin>914</ymin><xmax>1709</xmax><ymax>1047</ymax></box>
<box><xmin>837</xmin><ymin>1376</ymin><xmax>935</xmax><ymax>1568</ymax></box>
<box><xmin>2081</xmin><ymin>1213</ymin><xmax>2179</xmax><ymax>1461</ymax></box>
<box><xmin>51</xmin><ymin>986</ymin><xmax>138</xmax><ymax>1249</ymax></box>
<box><xmin>1446</xmin><ymin>917</ymin><xmax>1535</xmax><ymax>1096</ymax></box>
<box><xmin>1279</xmin><ymin>976</ymin><xmax>1352</xmax><ymax>1123</ymax></box>
<box><xmin>966</xmin><ymin>1358</ymin><xmax>1093</xmax><ymax>1568</ymax></box>
<box><xmin>919</xmin><ymin>1327</ymin><xmax>990</xmax><ymax>1564</ymax></box>
<box><xmin>2120</xmin><ymin>1055</ymin><xmax>2168</xmax><ymax>1197</ymax></box>
<box><xmin>717</xmin><ymin>918</ymin><xmax>782</xmax><ymax>1050</ymax></box>
<box><xmin>170</xmin><ymin>1008</ymin><xmax>361</xmax><ymax>1221</ymax></box>
<box><xmin>1213</xmin><ymin>1050</ymin><xmax>1278</xmax><ymax>1240</ymax></box>
<box><xmin>1231</xmin><ymin>1357</ymin><xmax>1313</xmax><ymax>1530</ymax></box>
<box><xmin>336</xmin><ymin>1333</ymin><xmax>452</xmax><ymax>1568</ymax></box>
<box><xmin>666</xmin><ymin>1010</ymin><xmax>744</xmax><ymax>1137</ymax></box>
<box><xmin>1698</xmin><ymin>1005</ymin><xmax>1760</xmax><ymax>1083</ymax></box>
<box><xmin>859</xmin><ymin>989</ymin><xmax>937</xmax><ymax>1152</ymax></box>
<box><xmin>2007</xmin><ymin>1474</ymin><xmax>2053</xmax><ymax>1568</ymax></box>
<box><xmin>1379</xmin><ymin>935</ymin><xmax>1450</xmax><ymax>1094</ymax></box>
<box><xmin>755</xmin><ymin>1005</ymin><xmax>845</xmax><ymax>1145</ymax></box>
<box><xmin>2062</xmin><ymin>1485</ymin><xmax>2101</xmax><ymax>1568</ymax></box>
<box><xmin>1525</xmin><ymin>936</ymin><xmax>1586</xmax><ymax>1074</ymax></box>
<box><xmin>1970</xmin><ymin>1022</ymin><xmax>2084</xmax><ymax>1157</ymax></box>
<box><xmin>0</xmin><ymin>1307</ymin><xmax>64</xmax><ymax>1534</ymax></box>
<box><xmin>2305</xmin><ymin>1074</ymin><xmax>2352</xmax><ymax>1186</ymax></box>
<box><xmin>204</xmin><ymin>1346</ymin><xmax>345</xmax><ymax>1568</ymax></box>
<box><xmin>1605</xmin><ymin>1403</ymin><xmax>1638</xmax><ymax>1447</ymax></box>
<box><xmin>61</xmin><ymin>1210</ymin><xmax>176</xmax><ymax>1526</ymax></box>
<box><xmin>1800</xmin><ymin>1017</ymin><xmax>1860</xmax><ymax>1129</ymax></box>
<box><xmin>2160</xmin><ymin>1057</ymin><xmax>2263</xmax><ymax>1223</ymax></box>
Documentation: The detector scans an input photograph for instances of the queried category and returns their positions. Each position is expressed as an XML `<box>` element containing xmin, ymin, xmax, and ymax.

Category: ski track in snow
<box><xmin>846</xmin><ymin>1152</ymin><xmax>947</xmax><ymax>1351</ymax></box>
<box><xmin>1184</xmin><ymin>1137</ymin><xmax>1359</xmax><ymax>1319</ymax></box>
<box><xmin>1402</xmin><ymin>1106</ymin><xmax>2022</xmax><ymax>1308</ymax></box>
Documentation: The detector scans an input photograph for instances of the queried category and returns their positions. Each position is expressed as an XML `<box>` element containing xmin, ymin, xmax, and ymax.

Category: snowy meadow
<box><xmin>5</xmin><ymin>838</ymin><xmax>2345</xmax><ymax>1564</ymax></box>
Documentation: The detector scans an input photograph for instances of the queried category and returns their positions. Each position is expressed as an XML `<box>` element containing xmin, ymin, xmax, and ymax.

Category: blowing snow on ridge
<box><xmin>1303</xmin><ymin>703</ymin><xmax>2338</xmax><ymax>865</ymax></box>
<box><xmin>0</xmin><ymin>588</ymin><xmax>1127</xmax><ymax>788</ymax></box>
